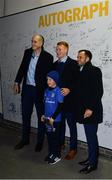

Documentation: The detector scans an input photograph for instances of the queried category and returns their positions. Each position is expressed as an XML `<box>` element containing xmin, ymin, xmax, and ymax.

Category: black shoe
<box><xmin>14</xmin><ymin>141</ymin><xmax>29</xmax><ymax>150</ymax></box>
<box><xmin>35</xmin><ymin>143</ymin><xmax>43</xmax><ymax>152</ymax></box>
<box><xmin>79</xmin><ymin>164</ymin><xmax>97</xmax><ymax>174</ymax></box>
<box><xmin>78</xmin><ymin>158</ymin><xmax>89</xmax><ymax>166</ymax></box>
<box><xmin>48</xmin><ymin>155</ymin><xmax>61</xmax><ymax>165</ymax></box>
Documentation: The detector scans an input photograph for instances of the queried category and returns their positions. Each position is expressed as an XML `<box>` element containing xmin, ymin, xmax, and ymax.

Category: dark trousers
<box><xmin>61</xmin><ymin>112</ymin><xmax>77</xmax><ymax>150</ymax></box>
<box><xmin>21</xmin><ymin>85</ymin><xmax>45</xmax><ymax>144</ymax></box>
<box><xmin>84</xmin><ymin>123</ymin><xmax>99</xmax><ymax>166</ymax></box>
<box><xmin>46</xmin><ymin>122</ymin><xmax>61</xmax><ymax>157</ymax></box>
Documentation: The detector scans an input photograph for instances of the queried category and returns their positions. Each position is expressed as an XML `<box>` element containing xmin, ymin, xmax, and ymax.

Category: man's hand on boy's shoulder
<box><xmin>61</xmin><ymin>88</ymin><xmax>70</xmax><ymax>96</ymax></box>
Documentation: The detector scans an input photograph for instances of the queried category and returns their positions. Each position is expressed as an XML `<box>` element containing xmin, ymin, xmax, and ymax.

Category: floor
<box><xmin>0</xmin><ymin>125</ymin><xmax>112</xmax><ymax>179</ymax></box>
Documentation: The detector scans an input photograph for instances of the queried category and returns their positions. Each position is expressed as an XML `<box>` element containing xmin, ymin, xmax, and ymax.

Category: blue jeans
<box><xmin>84</xmin><ymin>123</ymin><xmax>99</xmax><ymax>166</ymax></box>
<box><xmin>46</xmin><ymin>122</ymin><xmax>61</xmax><ymax>157</ymax></box>
<box><xmin>21</xmin><ymin>85</ymin><xmax>45</xmax><ymax>144</ymax></box>
<box><xmin>61</xmin><ymin>112</ymin><xmax>77</xmax><ymax>150</ymax></box>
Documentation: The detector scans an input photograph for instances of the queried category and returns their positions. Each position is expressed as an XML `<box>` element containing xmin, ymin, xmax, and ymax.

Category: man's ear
<box><xmin>86</xmin><ymin>57</ymin><xmax>89</xmax><ymax>62</ymax></box>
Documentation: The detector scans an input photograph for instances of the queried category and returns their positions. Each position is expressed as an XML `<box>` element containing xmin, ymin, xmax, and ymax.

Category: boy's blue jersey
<box><xmin>44</xmin><ymin>86</ymin><xmax>64</xmax><ymax>122</ymax></box>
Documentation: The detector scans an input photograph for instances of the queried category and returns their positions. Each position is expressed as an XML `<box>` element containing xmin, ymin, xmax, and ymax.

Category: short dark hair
<box><xmin>78</xmin><ymin>49</ymin><xmax>92</xmax><ymax>61</ymax></box>
<box><xmin>57</xmin><ymin>41</ymin><xmax>69</xmax><ymax>49</ymax></box>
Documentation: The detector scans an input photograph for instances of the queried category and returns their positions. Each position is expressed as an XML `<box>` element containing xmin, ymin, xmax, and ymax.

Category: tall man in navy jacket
<box><xmin>76</xmin><ymin>50</ymin><xmax>103</xmax><ymax>174</ymax></box>
<box><xmin>53</xmin><ymin>41</ymin><xmax>78</xmax><ymax>160</ymax></box>
<box><xmin>13</xmin><ymin>34</ymin><xmax>53</xmax><ymax>151</ymax></box>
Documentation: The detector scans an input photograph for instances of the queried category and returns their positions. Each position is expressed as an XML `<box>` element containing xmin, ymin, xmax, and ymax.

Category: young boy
<box><xmin>41</xmin><ymin>70</ymin><xmax>64</xmax><ymax>165</ymax></box>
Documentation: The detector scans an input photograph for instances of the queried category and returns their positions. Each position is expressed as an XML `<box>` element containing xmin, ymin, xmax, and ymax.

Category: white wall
<box><xmin>4</xmin><ymin>0</ymin><xmax>64</xmax><ymax>16</ymax></box>
<box><xmin>0</xmin><ymin>0</ymin><xmax>4</xmax><ymax>17</ymax></box>
<box><xmin>0</xmin><ymin>0</ymin><xmax>112</xmax><ymax>149</ymax></box>
<box><xmin>0</xmin><ymin>0</ymin><xmax>65</xmax><ymax>114</ymax></box>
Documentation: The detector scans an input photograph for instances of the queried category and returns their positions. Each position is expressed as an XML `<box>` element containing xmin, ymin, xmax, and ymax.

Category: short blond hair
<box><xmin>57</xmin><ymin>41</ymin><xmax>69</xmax><ymax>49</ymax></box>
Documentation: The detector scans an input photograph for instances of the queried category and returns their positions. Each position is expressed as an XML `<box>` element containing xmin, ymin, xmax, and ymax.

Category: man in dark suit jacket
<box><xmin>53</xmin><ymin>41</ymin><xmax>79</xmax><ymax>160</ymax></box>
<box><xmin>76</xmin><ymin>50</ymin><xmax>103</xmax><ymax>174</ymax></box>
<box><xmin>13</xmin><ymin>34</ymin><xmax>53</xmax><ymax>151</ymax></box>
